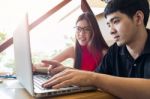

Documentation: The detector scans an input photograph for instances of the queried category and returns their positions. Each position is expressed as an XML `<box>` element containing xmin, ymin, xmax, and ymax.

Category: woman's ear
<box><xmin>134</xmin><ymin>10</ymin><xmax>144</xmax><ymax>26</ymax></box>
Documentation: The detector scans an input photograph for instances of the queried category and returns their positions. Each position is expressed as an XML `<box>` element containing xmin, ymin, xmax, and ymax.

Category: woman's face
<box><xmin>75</xmin><ymin>19</ymin><xmax>92</xmax><ymax>46</ymax></box>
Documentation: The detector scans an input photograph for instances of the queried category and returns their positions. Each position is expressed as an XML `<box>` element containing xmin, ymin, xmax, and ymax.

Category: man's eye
<box><xmin>113</xmin><ymin>19</ymin><xmax>119</xmax><ymax>24</ymax></box>
<box><xmin>107</xmin><ymin>24</ymin><xmax>111</xmax><ymax>28</ymax></box>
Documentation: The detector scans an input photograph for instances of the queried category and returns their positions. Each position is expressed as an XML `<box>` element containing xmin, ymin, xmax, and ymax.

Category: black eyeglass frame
<box><xmin>73</xmin><ymin>26</ymin><xmax>91</xmax><ymax>34</ymax></box>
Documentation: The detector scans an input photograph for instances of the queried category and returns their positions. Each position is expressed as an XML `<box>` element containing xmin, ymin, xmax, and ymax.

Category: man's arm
<box><xmin>94</xmin><ymin>73</ymin><xmax>150</xmax><ymax>99</ymax></box>
<box><xmin>42</xmin><ymin>64</ymin><xmax>150</xmax><ymax>99</ymax></box>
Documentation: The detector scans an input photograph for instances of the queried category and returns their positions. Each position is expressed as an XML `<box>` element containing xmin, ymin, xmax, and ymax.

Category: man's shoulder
<box><xmin>108</xmin><ymin>43</ymin><xmax>121</xmax><ymax>52</ymax></box>
<box><xmin>106</xmin><ymin>43</ymin><xmax>125</xmax><ymax>56</ymax></box>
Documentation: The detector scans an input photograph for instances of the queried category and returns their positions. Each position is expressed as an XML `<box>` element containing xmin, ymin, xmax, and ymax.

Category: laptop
<box><xmin>13</xmin><ymin>13</ymin><xmax>96</xmax><ymax>98</ymax></box>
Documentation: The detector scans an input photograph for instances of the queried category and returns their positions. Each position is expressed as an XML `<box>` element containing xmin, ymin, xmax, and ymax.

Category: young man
<box><xmin>42</xmin><ymin>0</ymin><xmax>150</xmax><ymax>98</ymax></box>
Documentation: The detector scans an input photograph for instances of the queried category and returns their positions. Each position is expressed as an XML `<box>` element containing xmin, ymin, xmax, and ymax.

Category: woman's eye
<box><xmin>85</xmin><ymin>28</ymin><xmax>91</xmax><ymax>32</ymax></box>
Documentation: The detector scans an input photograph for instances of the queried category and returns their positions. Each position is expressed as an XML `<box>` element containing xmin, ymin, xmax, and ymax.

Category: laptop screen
<box><xmin>13</xmin><ymin>13</ymin><xmax>34</xmax><ymax>96</ymax></box>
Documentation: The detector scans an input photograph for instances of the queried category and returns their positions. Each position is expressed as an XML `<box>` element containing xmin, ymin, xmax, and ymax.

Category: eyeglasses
<box><xmin>74</xmin><ymin>26</ymin><xmax>91</xmax><ymax>34</ymax></box>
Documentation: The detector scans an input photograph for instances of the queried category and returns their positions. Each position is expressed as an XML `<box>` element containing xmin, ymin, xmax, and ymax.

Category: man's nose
<box><xmin>110</xmin><ymin>25</ymin><xmax>117</xmax><ymax>35</ymax></box>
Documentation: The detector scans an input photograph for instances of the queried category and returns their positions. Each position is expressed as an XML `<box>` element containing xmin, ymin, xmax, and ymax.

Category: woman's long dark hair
<box><xmin>74</xmin><ymin>12</ymin><xmax>108</xmax><ymax>69</ymax></box>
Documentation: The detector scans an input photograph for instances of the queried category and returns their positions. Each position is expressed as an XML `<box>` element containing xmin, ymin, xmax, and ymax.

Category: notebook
<box><xmin>13</xmin><ymin>13</ymin><xmax>96</xmax><ymax>98</ymax></box>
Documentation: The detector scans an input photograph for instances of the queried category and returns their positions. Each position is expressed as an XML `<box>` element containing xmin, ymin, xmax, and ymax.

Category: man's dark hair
<box><xmin>104</xmin><ymin>0</ymin><xmax>150</xmax><ymax>26</ymax></box>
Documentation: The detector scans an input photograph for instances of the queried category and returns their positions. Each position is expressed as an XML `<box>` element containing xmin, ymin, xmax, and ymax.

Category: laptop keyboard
<box><xmin>33</xmin><ymin>74</ymin><xmax>52</xmax><ymax>90</ymax></box>
<box><xmin>33</xmin><ymin>74</ymin><xmax>96</xmax><ymax>97</ymax></box>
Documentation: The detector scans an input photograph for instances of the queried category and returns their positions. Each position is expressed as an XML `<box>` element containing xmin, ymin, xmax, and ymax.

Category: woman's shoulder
<box><xmin>102</xmin><ymin>48</ymin><xmax>108</xmax><ymax>56</ymax></box>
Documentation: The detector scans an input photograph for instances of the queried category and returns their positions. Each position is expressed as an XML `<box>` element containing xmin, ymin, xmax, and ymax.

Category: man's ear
<box><xmin>134</xmin><ymin>10</ymin><xmax>144</xmax><ymax>26</ymax></box>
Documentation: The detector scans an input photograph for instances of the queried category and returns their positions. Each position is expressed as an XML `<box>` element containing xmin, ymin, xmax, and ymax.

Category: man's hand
<box><xmin>42</xmin><ymin>68</ymin><xmax>97</xmax><ymax>89</ymax></box>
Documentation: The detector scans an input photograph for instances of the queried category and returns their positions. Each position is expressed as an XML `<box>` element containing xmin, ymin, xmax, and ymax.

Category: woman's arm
<box><xmin>34</xmin><ymin>46</ymin><xmax>75</xmax><ymax>73</ymax></box>
<box><xmin>51</xmin><ymin>46</ymin><xmax>75</xmax><ymax>62</ymax></box>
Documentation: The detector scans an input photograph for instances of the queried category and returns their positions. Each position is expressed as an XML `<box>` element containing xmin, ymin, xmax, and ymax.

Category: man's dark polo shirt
<box><xmin>96</xmin><ymin>29</ymin><xmax>150</xmax><ymax>78</ymax></box>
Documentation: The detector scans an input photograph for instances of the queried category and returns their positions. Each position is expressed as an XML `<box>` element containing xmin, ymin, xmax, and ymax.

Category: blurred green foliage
<box><xmin>0</xmin><ymin>32</ymin><xmax>6</xmax><ymax>43</ymax></box>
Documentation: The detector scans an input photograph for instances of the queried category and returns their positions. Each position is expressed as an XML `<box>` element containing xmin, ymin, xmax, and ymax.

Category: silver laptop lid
<box><xmin>13</xmin><ymin>13</ymin><xmax>34</xmax><ymax>96</ymax></box>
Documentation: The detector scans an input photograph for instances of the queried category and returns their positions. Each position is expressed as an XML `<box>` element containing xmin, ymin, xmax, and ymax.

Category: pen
<box><xmin>0</xmin><ymin>75</ymin><xmax>16</xmax><ymax>79</ymax></box>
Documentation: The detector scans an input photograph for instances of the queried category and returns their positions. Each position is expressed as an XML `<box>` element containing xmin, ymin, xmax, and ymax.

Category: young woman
<box><xmin>34</xmin><ymin>12</ymin><xmax>108</xmax><ymax>73</ymax></box>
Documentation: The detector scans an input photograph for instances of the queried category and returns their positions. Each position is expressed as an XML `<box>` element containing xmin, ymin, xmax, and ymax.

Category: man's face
<box><xmin>106</xmin><ymin>11</ymin><xmax>138</xmax><ymax>46</ymax></box>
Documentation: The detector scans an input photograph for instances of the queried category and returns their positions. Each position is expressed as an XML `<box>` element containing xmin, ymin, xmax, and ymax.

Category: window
<box><xmin>0</xmin><ymin>0</ymin><xmax>106</xmax><ymax>74</ymax></box>
<box><xmin>0</xmin><ymin>0</ymin><xmax>82</xmax><ymax>73</ymax></box>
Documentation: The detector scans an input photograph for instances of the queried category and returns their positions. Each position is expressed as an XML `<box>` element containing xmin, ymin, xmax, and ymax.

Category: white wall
<box><xmin>147</xmin><ymin>17</ymin><xmax>150</xmax><ymax>28</ymax></box>
<box><xmin>146</xmin><ymin>0</ymin><xmax>150</xmax><ymax>28</ymax></box>
<box><xmin>96</xmin><ymin>13</ymin><xmax>114</xmax><ymax>46</ymax></box>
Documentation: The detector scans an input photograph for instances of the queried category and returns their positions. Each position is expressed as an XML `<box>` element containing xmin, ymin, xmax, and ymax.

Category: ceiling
<box><xmin>87</xmin><ymin>0</ymin><xmax>106</xmax><ymax>8</ymax></box>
